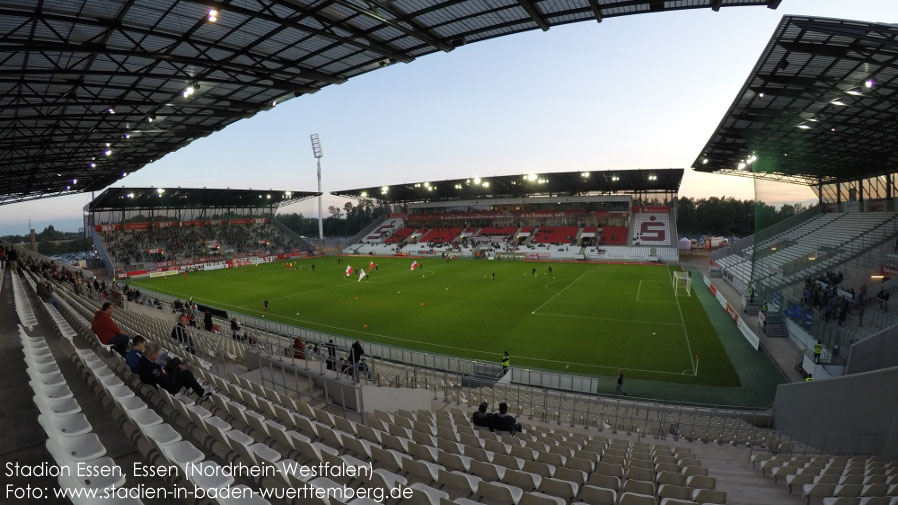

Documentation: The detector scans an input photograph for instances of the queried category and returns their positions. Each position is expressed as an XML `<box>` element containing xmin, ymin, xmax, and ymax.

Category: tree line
<box><xmin>1</xmin><ymin>225</ymin><xmax>93</xmax><ymax>256</ymax></box>
<box><xmin>676</xmin><ymin>196</ymin><xmax>809</xmax><ymax>238</ymax></box>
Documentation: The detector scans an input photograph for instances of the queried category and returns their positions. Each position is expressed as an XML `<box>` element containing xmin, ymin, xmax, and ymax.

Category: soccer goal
<box><xmin>672</xmin><ymin>271</ymin><xmax>691</xmax><ymax>297</ymax></box>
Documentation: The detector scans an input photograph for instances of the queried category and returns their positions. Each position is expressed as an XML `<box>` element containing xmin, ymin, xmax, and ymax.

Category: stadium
<box><xmin>2</xmin><ymin>2</ymin><xmax>898</xmax><ymax>505</ymax></box>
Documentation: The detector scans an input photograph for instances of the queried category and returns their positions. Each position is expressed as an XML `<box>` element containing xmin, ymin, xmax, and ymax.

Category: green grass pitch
<box><xmin>129</xmin><ymin>256</ymin><xmax>740</xmax><ymax>386</ymax></box>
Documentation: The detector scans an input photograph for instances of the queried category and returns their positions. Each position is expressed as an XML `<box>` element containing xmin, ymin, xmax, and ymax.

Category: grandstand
<box><xmin>85</xmin><ymin>188</ymin><xmax>320</xmax><ymax>279</ymax></box>
<box><xmin>337</xmin><ymin>170</ymin><xmax>681</xmax><ymax>263</ymax></box>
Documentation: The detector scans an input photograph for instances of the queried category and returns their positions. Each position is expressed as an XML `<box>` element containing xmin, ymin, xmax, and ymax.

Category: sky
<box><xmin>3</xmin><ymin>0</ymin><xmax>897</xmax><ymax>235</ymax></box>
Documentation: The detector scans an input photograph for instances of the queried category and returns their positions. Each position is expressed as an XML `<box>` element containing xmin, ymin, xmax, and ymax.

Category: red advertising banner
<box><xmin>230</xmin><ymin>218</ymin><xmax>251</xmax><ymax>225</ymax></box>
<box><xmin>251</xmin><ymin>218</ymin><xmax>270</xmax><ymax>224</ymax></box>
<box><xmin>94</xmin><ymin>224</ymin><xmax>122</xmax><ymax>232</ymax></box>
<box><xmin>181</xmin><ymin>220</ymin><xmax>204</xmax><ymax>227</ymax></box>
<box><xmin>124</xmin><ymin>222</ymin><xmax>150</xmax><ymax>231</ymax></box>
<box><xmin>205</xmin><ymin>219</ymin><xmax>225</xmax><ymax>226</ymax></box>
<box><xmin>153</xmin><ymin>221</ymin><xmax>178</xmax><ymax>229</ymax></box>
<box><xmin>642</xmin><ymin>206</ymin><xmax>671</xmax><ymax>213</ymax></box>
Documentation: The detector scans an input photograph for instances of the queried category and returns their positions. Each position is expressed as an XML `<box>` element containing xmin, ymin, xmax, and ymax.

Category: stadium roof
<box><xmin>693</xmin><ymin>15</ymin><xmax>898</xmax><ymax>186</ymax></box>
<box><xmin>87</xmin><ymin>187</ymin><xmax>319</xmax><ymax>211</ymax></box>
<box><xmin>0</xmin><ymin>0</ymin><xmax>779</xmax><ymax>207</ymax></box>
<box><xmin>332</xmin><ymin>169</ymin><xmax>682</xmax><ymax>202</ymax></box>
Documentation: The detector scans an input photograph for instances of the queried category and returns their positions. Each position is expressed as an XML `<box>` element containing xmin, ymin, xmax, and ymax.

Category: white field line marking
<box><xmin>669</xmin><ymin>268</ymin><xmax>697</xmax><ymax>375</ymax></box>
<box><xmin>133</xmin><ymin>285</ymin><xmax>691</xmax><ymax>376</ymax></box>
<box><xmin>532</xmin><ymin>271</ymin><xmax>589</xmax><ymax>314</ymax></box>
<box><xmin>636</xmin><ymin>279</ymin><xmax>676</xmax><ymax>304</ymax></box>
<box><xmin>534</xmin><ymin>312</ymin><xmax>683</xmax><ymax>327</ymax></box>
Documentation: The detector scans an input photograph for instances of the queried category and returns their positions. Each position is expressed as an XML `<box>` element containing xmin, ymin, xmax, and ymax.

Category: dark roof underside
<box><xmin>693</xmin><ymin>15</ymin><xmax>898</xmax><ymax>186</ymax></box>
<box><xmin>0</xmin><ymin>0</ymin><xmax>777</xmax><ymax>206</ymax></box>
<box><xmin>332</xmin><ymin>169</ymin><xmax>683</xmax><ymax>203</ymax></box>
<box><xmin>87</xmin><ymin>187</ymin><xmax>318</xmax><ymax>210</ymax></box>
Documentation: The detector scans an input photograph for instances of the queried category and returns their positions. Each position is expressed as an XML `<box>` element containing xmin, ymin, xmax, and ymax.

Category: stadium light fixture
<box><xmin>473</xmin><ymin>177</ymin><xmax>481</xmax><ymax>184</ymax></box>
<box><xmin>702</xmin><ymin>159</ymin><xmax>709</xmax><ymax>165</ymax></box>
<box><xmin>108</xmin><ymin>108</ymin><xmax>115</xmax><ymax>114</ymax></box>
<box><xmin>208</xmin><ymin>9</ymin><xmax>218</xmax><ymax>22</ymax></box>
<box><xmin>797</xmin><ymin>124</ymin><xmax>811</xmax><ymax>129</ymax></box>
<box><xmin>482</xmin><ymin>181</ymin><xmax>490</xmax><ymax>188</ymax></box>
<box><xmin>414</xmin><ymin>183</ymin><xmax>421</xmax><ymax>188</ymax></box>
<box><xmin>866</xmin><ymin>79</ymin><xmax>875</xmax><ymax>88</ymax></box>
<box><xmin>454</xmin><ymin>184</ymin><xmax>462</xmax><ymax>190</ymax></box>
<box><xmin>611</xmin><ymin>175</ymin><xmax>619</xmax><ymax>181</ymax></box>
<box><xmin>127</xmin><ymin>193</ymin><xmax>135</xmax><ymax>198</ymax></box>
<box><xmin>846</xmin><ymin>89</ymin><xmax>863</xmax><ymax>96</ymax></box>
<box><xmin>830</xmin><ymin>99</ymin><xmax>847</xmax><ymax>106</ymax></box>
<box><xmin>266</xmin><ymin>194</ymin><xmax>271</xmax><ymax>199</ymax></box>
<box><xmin>871</xmin><ymin>275</ymin><xmax>885</xmax><ymax>279</ymax></box>
<box><xmin>581</xmin><ymin>172</ymin><xmax>590</xmax><ymax>178</ymax></box>
<box><xmin>381</xmin><ymin>186</ymin><xmax>389</xmax><ymax>194</ymax></box>
<box><xmin>104</xmin><ymin>149</ymin><xmax>112</xmax><ymax>156</ymax></box>
<box><xmin>89</xmin><ymin>162</ymin><xmax>96</xmax><ymax>168</ymax></box>
<box><xmin>66</xmin><ymin>185</ymin><xmax>70</xmax><ymax>190</ymax></box>
<box><xmin>737</xmin><ymin>162</ymin><xmax>746</xmax><ymax>170</ymax></box>
<box><xmin>310</xmin><ymin>134</ymin><xmax>325</xmax><ymax>246</ymax></box>
<box><xmin>122</xmin><ymin>172</ymin><xmax>128</xmax><ymax>176</ymax></box>
<box><xmin>122</xmin><ymin>133</ymin><xmax>129</xmax><ymax>139</ymax></box>
<box><xmin>360</xmin><ymin>191</ymin><xmax>368</xmax><ymax>198</ymax></box>
<box><xmin>72</xmin><ymin>179</ymin><xmax>77</xmax><ymax>184</ymax></box>
<box><xmin>157</xmin><ymin>188</ymin><xmax>165</xmax><ymax>194</ymax></box>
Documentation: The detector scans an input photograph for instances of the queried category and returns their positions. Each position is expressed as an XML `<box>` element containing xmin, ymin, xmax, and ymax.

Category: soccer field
<box><xmin>130</xmin><ymin>256</ymin><xmax>740</xmax><ymax>386</ymax></box>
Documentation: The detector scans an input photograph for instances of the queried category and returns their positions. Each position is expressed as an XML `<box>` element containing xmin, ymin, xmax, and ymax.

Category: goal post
<box><xmin>672</xmin><ymin>271</ymin><xmax>691</xmax><ymax>297</ymax></box>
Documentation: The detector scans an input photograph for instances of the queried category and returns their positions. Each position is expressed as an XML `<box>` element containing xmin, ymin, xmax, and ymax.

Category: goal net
<box><xmin>672</xmin><ymin>271</ymin><xmax>691</xmax><ymax>297</ymax></box>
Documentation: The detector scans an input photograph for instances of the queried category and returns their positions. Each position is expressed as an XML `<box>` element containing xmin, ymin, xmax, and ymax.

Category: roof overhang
<box><xmin>693</xmin><ymin>16</ymin><xmax>898</xmax><ymax>186</ymax></box>
<box><xmin>332</xmin><ymin>169</ymin><xmax>682</xmax><ymax>203</ymax></box>
<box><xmin>87</xmin><ymin>187</ymin><xmax>318</xmax><ymax>211</ymax></box>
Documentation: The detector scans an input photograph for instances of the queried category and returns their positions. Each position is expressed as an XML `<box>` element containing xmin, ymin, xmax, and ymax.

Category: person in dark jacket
<box><xmin>489</xmin><ymin>402</ymin><xmax>523</xmax><ymax>435</ymax></box>
<box><xmin>230</xmin><ymin>317</ymin><xmax>240</xmax><ymax>339</ymax></box>
<box><xmin>325</xmin><ymin>340</ymin><xmax>337</xmax><ymax>370</ymax></box>
<box><xmin>472</xmin><ymin>402</ymin><xmax>492</xmax><ymax>428</ymax></box>
<box><xmin>203</xmin><ymin>311</ymin><xmax>213</xmax><ymax>332</ymax></box>
<box><xmin>349</xmin><ymin>340</ymin><xmax>365</xmax><ymax>382</ymax></box>
<box><xmin>137</xmin><ymin>342</ymin><xmax>208</xmax><ymax>397</ymax></box>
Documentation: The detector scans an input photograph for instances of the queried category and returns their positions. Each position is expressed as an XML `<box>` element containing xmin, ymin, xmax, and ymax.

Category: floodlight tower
<box><xmin>310</xmin><ymin>134</ymin><xmax>324</xmax><ymax>247</ymax></box>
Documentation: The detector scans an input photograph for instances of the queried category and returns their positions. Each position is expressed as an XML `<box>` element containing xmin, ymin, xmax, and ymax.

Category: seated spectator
<box><xmin>489</xmin><ymin>402</ymin><xmax>523</xmax><ymax>435</ymax></box>
<box><xmin>472</xmin><ymin>402</ymin><xmax>492</xmax><ymax>428</ymax></box>
<box><xmin>137</xmin><ymin>342</ymin><xmax>209</xmax><ymax>398</ymax></box>
<box><xmin>91</xmin><ymin>302</ymin><xmax>130</xmax><ymax>356</ymax></box>
<box><xmin>36</xmin><ymin>279</ymin><xmax>60</xmax><ymax>309</ymax></box>
<box><xmin>230</xmin><ymin>317</ymin><xmax>240</xmax><ymax>338</ymax></box>
<box><xmin>125</xmin><ymin>335</ymin><xmax>147</xmax><ymax>373</ymax></box>
<box><xmin>204</xmin><ymin>311</ymin><xmax>213</xmax><ymax>332</ymax></box>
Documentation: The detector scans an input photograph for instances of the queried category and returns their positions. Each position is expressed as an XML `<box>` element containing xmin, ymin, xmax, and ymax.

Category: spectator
<box><xmin>489</xmin><ymin>402</ymin><xmax>523</xmax><ymax>435</ymax></box>
<box><xmin>170</xmin><ymin>320</ymin><xmax>196</xmax><ymax>355</ymax></box>
<box><xmin>91</xmin><ymin>302</ymin><xmax>130</xmax><ymax>356</ymax></box>
<box><xmin>36</xmin><ymin>279</ymin><xmax>60</xmax><ymax>309</ymax></box>
<box><xmin>137</xmin><ymin>342</ymin><xmax>209</xmax><ymax>398</ymax></box>
<box><xmin>203</xmin><ymin>311</ymin><xmax>213</xmax><ymax>332</ymax></box>
<box><xmin>616</xmin><ymin>370</ymin><xmax>625</xmax><ymax>395</ymax></box>
<box><xmin>293</xmin><ymin>337</ymin><xmax>305</xmax><ymax>359</ymax></box>
<box><xmin>472</xmin><ymin>402</ymin><xmax>492</xmax><ymax>428</ymax></box>
<box><xmin>230</xmin><ymin>317</ymin><xmax>240</xmax><ymax>338</ymax></box>
<box><xmin>125</xmin><ymin>335</ymin><xmax>147</xmax><ymax>373</ymax></box>
<box><xmin>325</xmin><ymin>339</ymin><xmax>337</xmax><ymax>370</ymax></box>
<box><xmin>350</xmin><ymin>340</ymin><xmax>364</xmax><ymax>373</ymax></box>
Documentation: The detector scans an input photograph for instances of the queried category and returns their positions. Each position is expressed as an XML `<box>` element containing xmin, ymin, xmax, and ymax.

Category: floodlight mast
<box><xmin>310</xmin><ymin>134</ymin><xmax>324</xmax><ymax>249</ymax></box>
